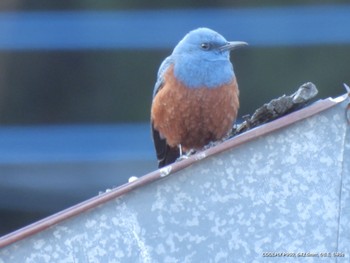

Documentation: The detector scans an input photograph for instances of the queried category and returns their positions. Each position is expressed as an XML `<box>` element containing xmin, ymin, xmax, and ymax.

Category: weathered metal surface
<box><xmin>0</xmin><ymin>96</ymin><xmax>349</xmax><ymax>262</ymax></box>
<box><xmin>338</xmin><ymin>98</ymin><xmax>350</xmax><ymax>261</ymax></box>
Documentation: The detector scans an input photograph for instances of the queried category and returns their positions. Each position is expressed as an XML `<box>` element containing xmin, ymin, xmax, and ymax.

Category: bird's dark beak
<box><xmin>219</xmin><ymin>41</ymin><xmax>248</xmax><ymax>52</ymax></box>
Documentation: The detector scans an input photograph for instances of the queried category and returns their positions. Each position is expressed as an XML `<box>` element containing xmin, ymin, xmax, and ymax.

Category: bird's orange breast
<box><xmin>151</xmin><ymin>66</ymin><xmax>239</xmax><ymax>151</ymax></box>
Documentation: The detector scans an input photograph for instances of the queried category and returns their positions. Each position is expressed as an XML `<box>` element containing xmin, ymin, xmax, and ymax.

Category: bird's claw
<box><xmin>176</xmin><ymin>155</ymin><xmax>189</xmax><ymax>162</ymax></box>
<box><xmin>176</xmin><ymin>149</ymin><xmax>196</xmax><ymax>162</ymax></box>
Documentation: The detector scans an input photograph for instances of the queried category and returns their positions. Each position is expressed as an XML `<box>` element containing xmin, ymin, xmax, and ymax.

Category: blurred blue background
<box><xmin>0</xmin><ymin>1</ymin><xmax>349</xmax><ymax>235</ymax></box>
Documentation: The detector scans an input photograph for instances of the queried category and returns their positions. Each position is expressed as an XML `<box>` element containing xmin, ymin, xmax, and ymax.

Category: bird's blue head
<box><xmin>171</xmin><ymin>28</ymin><xmax>247</xmax><ymax>89</ymax></box>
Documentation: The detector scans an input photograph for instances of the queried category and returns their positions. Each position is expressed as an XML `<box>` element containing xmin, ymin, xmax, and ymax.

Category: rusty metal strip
<box><xmin>0</xmin><ymin>94</ymin><xmax>347</xmax><ymax>248</ymax></box>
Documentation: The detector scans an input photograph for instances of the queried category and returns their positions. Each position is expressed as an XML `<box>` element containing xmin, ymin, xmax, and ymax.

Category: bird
<box><xmin>151</xmin><ymin>27</ymin><xmax>247</xmax><ymax>168</ymax></box>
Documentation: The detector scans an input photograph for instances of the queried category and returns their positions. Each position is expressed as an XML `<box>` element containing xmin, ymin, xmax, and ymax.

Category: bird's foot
<box><xmin>176</xmin><ymin>149</ymin><xmax>196</xmax><ymax>162</ymax></box>
<box><xmin>176</xmin><ymin>155</ymin><xmax>189</xmax><ymax>162</ymax></box>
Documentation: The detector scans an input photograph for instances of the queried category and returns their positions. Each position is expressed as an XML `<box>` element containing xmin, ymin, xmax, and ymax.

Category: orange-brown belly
<box><xmin>151</xmin><ymin>68</ymin><xmax>239</xmax><ymax>151</ymax></box>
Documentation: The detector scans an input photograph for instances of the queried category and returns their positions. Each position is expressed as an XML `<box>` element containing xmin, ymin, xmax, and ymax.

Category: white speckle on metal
<box><xmin>159</xmin><ymin>166</ymin><xmax>172</xmax><ymax>177</ymax></box>
<box><xmin>195</xmin><ymin>151</ymin><xmax>207</xmax><ymax>161</ymax></box>
<box><xmin>85</xmin><ymin>219</ymin><xmax>96</xmax><ymax>228</ymax></box>
<box><xmin>33</xmin><ymin>239</ymin><xmax>45</xmax><ymax>250</ymax></box>
<box><xmin>128</xmin><ymin>176</ymin><xmax>138</xmax><ymax>183</ymax></box>
<box><xmin>99</xmin><ymin>188</ymin><xmax>112</xmax><ymax>195</ymax></box>
<box><xmin>111</xmin><ymin>204</ymin><xmax>152</xmax><ymax>263</ymax></box>
<box><xmin>131</xmin><ymin>226</ymin><xmax>151</xmax><ymax>263</ymax></box>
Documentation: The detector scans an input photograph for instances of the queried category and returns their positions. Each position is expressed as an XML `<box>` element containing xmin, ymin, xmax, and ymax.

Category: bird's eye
<box><xmin>200</xmin><ymin>43</ymin><xmax>211</xmax><ymax>50</ymax></box>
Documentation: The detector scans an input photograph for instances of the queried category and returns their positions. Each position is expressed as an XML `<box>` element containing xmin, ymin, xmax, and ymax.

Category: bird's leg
<box><xmin>179</xmin><ymin>144</ymin><xmax>183</xmax><ymax>156</ymax></box>
<box><xmin>176</xmin><ymin>145</ymin><xmax>189</xmax><ymax>161</ymax></box>
<box><xmin>176</xmin><ymin>144</ymin><xmax>188</xmax><ymax>162</ymax></box>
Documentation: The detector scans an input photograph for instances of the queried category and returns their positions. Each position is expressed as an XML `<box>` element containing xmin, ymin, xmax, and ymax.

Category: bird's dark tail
<box><xmin>151</xmin><ymin>124</ymin><xmax>180</xmax><ymax>168</ymax></box>
<box><xmin>158</xmin><ymin>145</ymin><xmax>180</xmax><ymax>168</ymax></box>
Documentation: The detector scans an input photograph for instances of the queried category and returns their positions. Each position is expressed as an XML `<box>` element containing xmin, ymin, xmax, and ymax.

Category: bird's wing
<box><xmin>151</xmin><ymin>56</ymin><xmax>180</xmax><ymax>168</ymax></box>
<box><xmin>153</xmin><ymin>56</ymin><xmax>173</xmax><ymax>97</ymax></box>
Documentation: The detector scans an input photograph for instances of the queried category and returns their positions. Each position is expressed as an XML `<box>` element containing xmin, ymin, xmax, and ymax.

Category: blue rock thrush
<box><xmin>151</xmin><ymin>27</ymin><xmax>247</xmax><ymax>168</ymax></box>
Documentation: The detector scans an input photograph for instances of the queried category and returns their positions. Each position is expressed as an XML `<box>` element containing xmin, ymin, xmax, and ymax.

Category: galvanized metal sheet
<box><xmin>0</xmin><ymin>99</ymin><xmax>349</xmax><ymax>262</ymax></box>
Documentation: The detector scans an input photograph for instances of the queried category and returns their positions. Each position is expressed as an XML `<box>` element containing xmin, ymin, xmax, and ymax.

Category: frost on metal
<box><xmin>0</xmin><ymin>97</ymin><xmax>349</xmax><ymax>263</ymax></box>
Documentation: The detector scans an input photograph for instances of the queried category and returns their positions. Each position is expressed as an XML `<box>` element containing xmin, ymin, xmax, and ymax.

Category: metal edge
<box><xmin>0</xmin><ymin>93</ymin><xmax>346</xmax><ymax>249</ymax></box>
